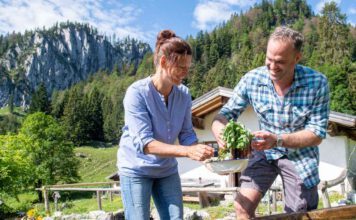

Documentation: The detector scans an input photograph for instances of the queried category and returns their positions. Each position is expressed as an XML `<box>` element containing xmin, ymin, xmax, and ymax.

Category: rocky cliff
<box><xmin>0</xmin><ymin>22</ymin><xmax>151</xmax><ymax>107</ymax></box>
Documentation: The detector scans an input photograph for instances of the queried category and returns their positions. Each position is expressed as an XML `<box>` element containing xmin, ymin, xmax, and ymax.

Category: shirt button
<box><xmin>168</xmin><ymin>128</ymin><xmax>171</xmax><ymax>132</ymax></box>
<box><xmin>168</xmin><ymin>136</ymin><xmax>171</xmax><ymax>139</ymax></box>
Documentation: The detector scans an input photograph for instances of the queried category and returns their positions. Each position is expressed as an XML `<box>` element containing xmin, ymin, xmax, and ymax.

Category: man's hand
<box><xmin>251</xmin><ymin>131</ymin><xmax>277</xmax><ymax>151</ymax></box>
<box><xmin>211</xmin><ymin>115</ymin><xmax>228</xmax><ymax>148</ymax></box>
<box><xmin>186</xmin><ymin>144</ymin><xmax>214</xmax><ymax>161</ymax></box>
<box><xmin>211</xmin><ymin>120</ymin><xmax>226</xmax><ymax>148</ymax></box>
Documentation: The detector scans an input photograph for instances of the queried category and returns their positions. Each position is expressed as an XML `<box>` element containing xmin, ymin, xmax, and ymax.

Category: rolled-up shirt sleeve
<box><xmin>219</xmin><ymin>75</ymin><xmax>249</xmax><ymax>120</ymax></box>
<box><xmin>124</xmin><ymin>86</ymin><xmax>154</xmax><ymax>153</ymax></box>
<box><xmin>305</xmin><ymin>77</ymin><xmax>330</xmax><ymax>139</ymax></box>
<box><xmin>178</xmin><ymin>95</ymin><xmax>198</xmax><ymax>146</ymax></box>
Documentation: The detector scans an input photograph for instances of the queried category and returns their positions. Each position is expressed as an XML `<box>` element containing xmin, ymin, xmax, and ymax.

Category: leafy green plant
<box><xmin>219</xmin><ymin>120</ymin><xmax>253</xmax><ymax>160</ymax></box>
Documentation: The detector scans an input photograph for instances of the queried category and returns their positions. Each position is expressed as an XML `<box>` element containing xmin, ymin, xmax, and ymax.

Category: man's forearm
<box><xmin>281</xmin><ymin>130</ymin><xmax>322</xmax><ymax>149</ymax></box>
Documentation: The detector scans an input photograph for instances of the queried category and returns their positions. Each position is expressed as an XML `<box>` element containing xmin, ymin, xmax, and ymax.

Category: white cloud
<box><xmin>349</xmin><ymin>8</ymin><xmax>356</xmax><ymax>14</ymax></box>
<box><xmin>193</xmin><ymin>1</ymin><xmax>232</xmax><ymax>30</ymax></box>
<box><xmin>0</xmin><ymin>0</ymin><xmax>150</xmax><ymax>42</ymax></box>
<box><xmin>192</xmin><ymin>0</ymin><xmax>257</xmax><ymax>31</ymax></box>
<box><xmin>221</xmin><ymin>0</ymin><xmax>258</xmax><ymax>7</ymax></box>
<box><xmin>315</xmin><ymin>0</ymin><xmax>342</xmax><ymax>14</ymax></box>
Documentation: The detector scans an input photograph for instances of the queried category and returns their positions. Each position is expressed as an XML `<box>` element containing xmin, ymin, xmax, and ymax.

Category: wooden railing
<box><xmin>37</xmin><ymin>181</ymin><xmax>119</xmax><ymax>213</ymax></box>
<box><xmin>37</xmin><ymin>182</ymin><xmax>239</xmax><ymax>214</ymax></box>
<box><xmin>37</xmin><ymin>169</ymin><xmax>348</xmax><ymax>215</ymax></box>
<box><xmin>318</xmin><ymin>169</ymin><xmax>347</xmax><ymax>208</ymax></box>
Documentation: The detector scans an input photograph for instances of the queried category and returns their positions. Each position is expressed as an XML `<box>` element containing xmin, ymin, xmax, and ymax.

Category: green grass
<box><xmin>0</xmin><ymin>106</ymin><xmax>26</xmax><ymax>116</ymax></box>
<box><xmin>3</xmin><ymin>193</ymin><xmax>123</xmax><ymax>218</ymax></box>
<box><xmin>33</xmin><ymin>194</ymin><xmax>124</xmax><ymax>215</ymax></box>
<box><xmin>75</xmin><ymin>142</ymin><xmax>118</xmax><ymax>183</ymax></box>
<box><xmin>0</xmin><ymin>107</ymin><xmax>9</xmax><ymax>115</ymax></box>
<box><xmin>256</xmin><ymin>202</ymin><xmax>284</xmax><ymax>216</ymax></box>
<box><xmin>328</xmin><ymin>191</ymin><xmax>346</xmax><ymax>204</ymax></box>
<box><xmin>204</xmin><ymin>203</ymin><xmax>235</xmax><ymax>219</ymax></box>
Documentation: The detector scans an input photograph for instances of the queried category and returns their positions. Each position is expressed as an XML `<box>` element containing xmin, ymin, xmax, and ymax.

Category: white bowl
<box><xmin>204</xmin><ymin>159</ymin><xmax>249</xmax><ymax>175</ymax></box>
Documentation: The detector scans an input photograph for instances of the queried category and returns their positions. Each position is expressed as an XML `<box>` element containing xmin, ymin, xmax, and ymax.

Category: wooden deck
<box><xmin>254</xmin><ymin>204</ymin><xmax>356</xmax><ymax>220</ymax></box>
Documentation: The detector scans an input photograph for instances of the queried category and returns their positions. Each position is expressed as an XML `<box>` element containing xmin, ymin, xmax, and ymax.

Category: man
<box><xmin>211</xmin><ymin>26</ymin><xmax>330</xmax><ymax>218</ymax></box>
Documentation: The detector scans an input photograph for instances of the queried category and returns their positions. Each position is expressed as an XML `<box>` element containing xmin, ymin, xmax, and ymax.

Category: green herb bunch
<box><xmin>218</xmin><ymin>120</ymin><xmax>253</xmax><ymax>160</ymax></box>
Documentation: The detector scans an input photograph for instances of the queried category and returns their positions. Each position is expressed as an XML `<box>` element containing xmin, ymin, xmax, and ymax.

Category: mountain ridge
<box><xmin>0</xmin><ymin>22</ymin><xmax>151</xmax><ymax>107</ymax></box>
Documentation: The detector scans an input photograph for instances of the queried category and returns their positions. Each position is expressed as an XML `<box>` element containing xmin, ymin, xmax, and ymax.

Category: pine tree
<box><xmin>188</xmin><ymin>62</ymin><xmax>207</xmax><ymax>98</ymax></box>
<box><xmin>51</xmin><ymin>90</ymin><xmax>69</xmax><ymax>119</ymax></box>
<box><xmin>62</xmin><ymin>86</ymin><xmax>88</xmax><ymax>145</ymax></box>
<box><xmin>86</xmin><ymin>87</ymin><xmax>104</xmax><ymax>141</ymax></box>
<box><xmin>29</xmin><ymin>82</ymin><xmax>50</xmax><ymax>114</ymax></box>
<box><xmin>208</xmin><ymin>43</ymin><xmax>219</xmax><ymax>68</ymax></box>
<box><xmin>317</xmin><ymin>2</ymin><xmax>350</xmax><ymax>65</ymax></box>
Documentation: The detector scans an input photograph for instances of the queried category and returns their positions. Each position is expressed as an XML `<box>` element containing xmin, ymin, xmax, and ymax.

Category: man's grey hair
<box><xmin>269</xmin><ymin>26</ymin><xmax>304</xmax><ymax>52</ymax></box>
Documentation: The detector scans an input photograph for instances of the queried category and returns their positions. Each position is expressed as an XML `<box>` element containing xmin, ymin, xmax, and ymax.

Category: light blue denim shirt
<box><xmin>117</xmin><ymin>76</ymin><xmax>198</xmax><ymax>178</ymax></box>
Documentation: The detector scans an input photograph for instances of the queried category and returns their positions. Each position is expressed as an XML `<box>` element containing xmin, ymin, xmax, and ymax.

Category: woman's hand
<box><xmin>186</xmin><ymin>144</ymin><xmax>214</xmax><ymax>161</ymax></box>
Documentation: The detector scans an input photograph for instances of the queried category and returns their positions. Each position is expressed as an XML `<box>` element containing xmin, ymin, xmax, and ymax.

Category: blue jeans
<box><xmin>120</xmin><ymin>172</ymin><xmax>183</xmax><ymax>220</ymax></box>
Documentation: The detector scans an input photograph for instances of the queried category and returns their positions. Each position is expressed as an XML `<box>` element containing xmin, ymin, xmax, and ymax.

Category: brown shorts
<box><xmin>240</xmin><ymin>150</ymin><xmax>318</xmax><ymax>213</ymax></box>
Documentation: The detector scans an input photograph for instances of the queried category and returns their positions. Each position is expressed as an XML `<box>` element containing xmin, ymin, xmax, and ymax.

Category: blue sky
<box><xmin>0</xmin><ymin>0</ymin><xmax>355</xmax><ymax>48</ymax></box>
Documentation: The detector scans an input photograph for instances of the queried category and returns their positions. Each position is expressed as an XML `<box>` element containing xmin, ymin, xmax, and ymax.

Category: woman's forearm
<box><xmin>144</xmin><ymin>140</ymin><xmax>188</xmax><ymax>157</ymax></box>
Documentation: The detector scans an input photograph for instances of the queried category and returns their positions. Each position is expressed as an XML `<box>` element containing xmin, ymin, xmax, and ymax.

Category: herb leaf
<box><xmin>218</xmin><ymin>120</ymin><xmax>253</xmax><ymax>160</ymax></box>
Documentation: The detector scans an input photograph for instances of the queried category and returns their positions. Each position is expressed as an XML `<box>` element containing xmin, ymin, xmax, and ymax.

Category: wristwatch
<box><xmin>276</xmin><ymin>134</ymin><xmax>283</xmax><ymax>147</ymax></box>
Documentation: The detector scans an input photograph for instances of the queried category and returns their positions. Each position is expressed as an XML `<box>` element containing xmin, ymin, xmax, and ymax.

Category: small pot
<box><xmin>233</xmin><ymin>144</ymin><xmax>252</xmax><ymax>159</ymax></box>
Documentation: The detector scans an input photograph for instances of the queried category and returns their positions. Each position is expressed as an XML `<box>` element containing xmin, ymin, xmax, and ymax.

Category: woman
<box><xmin>117</xmin><ymin>30</ymin><xmax>214</xmax><ymax>220</ymax></box>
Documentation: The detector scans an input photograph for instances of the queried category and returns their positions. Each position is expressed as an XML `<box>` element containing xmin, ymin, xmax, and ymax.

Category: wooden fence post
<box><xmin>43</xmin><ymin>187</ymin><xmax>50</xmax><ymax>215</ymax></box>
<box><xmin>97</xmin><ymin>191</ymin><xmax>102</xmax><ymax>210</ymax></box>
<box><xmin>53</xmin><ymin>191</ymin><xmax>60</xmax><ymax>212</ymax></box>
<box><xmin>321</xmin><ymin>189</ymin><xmax>331</xmax><ymax>208</ymax></box>
<box><xmin>272</xmin><ymin>190</ymin><xmax>277</xmax><ymax>213</ymax></box>
<box><xmin>267</xmin><ymin>190</ymin><xmax>271</xmax><ymax>215</ymax></box>
<box><xmin>109</xmin><ymin>184</ymin><xmax>114</xmax><ymax>202</ymax></box>
<box><xmin>197</xmin><ymin>192</ymin><xmax>210</xmax><ymax>208</ymax></box>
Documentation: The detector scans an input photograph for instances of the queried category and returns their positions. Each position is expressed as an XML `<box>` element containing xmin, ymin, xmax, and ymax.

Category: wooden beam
<box><xmin>329</xmin><ymin>113</ymin><xmax>356</xmax><ymax>127</ymax></box>
<box><xmin>183</xmin><ymin>196</ymin><xmax>200</xmax><ymax>203</ymax></box>
<box><xmin>36</xmin><ymin>186</ymin><xmax>239</xmax><ymax>193</ymax></box>
<box><xmin>192</xmin><ymin>116</ymin><xmax>204</xmax><ymax>129</ymax></box>
<box><xmin>48</xmin><ymin>181</ymin><xmax>119</xmax><ymax>188</ymax></box>
<box><xmin>192</xmin><ymin>96</ymin><xmax>224</xmax><ymax>117</ymax></box>
<box><xmin>327</xmin><ymin>122</ymin><xmax>356</xmax><ymax>141</ymax></box>
<box><xmin>222</xmin><ymin>96</ymin><xmax>230</xmax><ymax>104</ymax></box>
<box><xmin>327</xmin><ymin>121</ymin><xmax>339</xmax><ymax>136</ymax></box>
<box><xmin>254</xmin><ymin>204</ymin><xmax>356</xmax><ymax>220</ymax></box>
